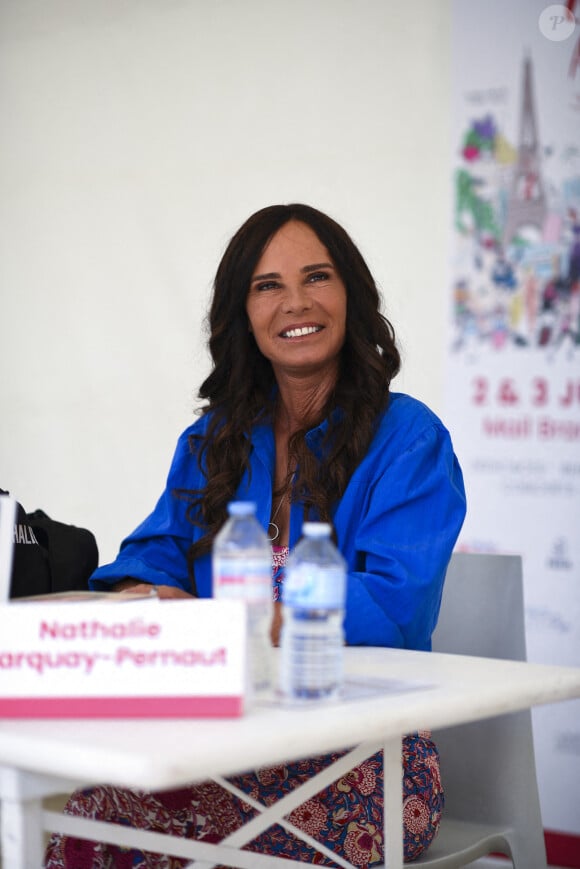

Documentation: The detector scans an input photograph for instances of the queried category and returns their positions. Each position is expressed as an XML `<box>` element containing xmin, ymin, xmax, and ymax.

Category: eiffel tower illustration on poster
<box><xmin>503</xmin><ymin>55</ymin><xmax>547</xmax><ymax>247</ymax></box>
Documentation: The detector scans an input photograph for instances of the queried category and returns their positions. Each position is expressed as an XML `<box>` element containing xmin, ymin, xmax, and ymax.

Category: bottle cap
<box><xmin>302</xmin><ymin>522</ymin><xmax>332</xmax><ymax>538</ymax></box>
<box><xmin>227</xmin><ymin>501</ymin><xmax>257</xmax><ymax>516</ymax></box>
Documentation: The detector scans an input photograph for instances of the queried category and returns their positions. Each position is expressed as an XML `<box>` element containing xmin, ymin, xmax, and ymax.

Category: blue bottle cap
<box><xmin>227</xmin><ymin>501</ymin><xmax>257</xmax><ymax>516</ymax></box>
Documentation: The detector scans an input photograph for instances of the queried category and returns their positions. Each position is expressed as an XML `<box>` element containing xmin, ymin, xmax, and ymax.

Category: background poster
<box><xmin>446</xmin><ymin>0</ymin><xmax>580</xmax><ymax>854</ymax></box>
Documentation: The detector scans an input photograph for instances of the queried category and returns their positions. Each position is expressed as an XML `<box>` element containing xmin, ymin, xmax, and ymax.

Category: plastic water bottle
<box><xmin>212</xmin><ymin>501</ymin><xmax>273</xmax><ymax>700</ymax></box>
<box><xmin>280</xmin><ymin>522</ymin><xmax>347</xmax><ymax>701</ymax></box>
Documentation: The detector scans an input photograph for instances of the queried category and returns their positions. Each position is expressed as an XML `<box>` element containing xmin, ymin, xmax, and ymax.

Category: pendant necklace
<box><xmin>268</xmin><ymin>495</ymin><xmax>286</xmax><ymax>543</ymax></box>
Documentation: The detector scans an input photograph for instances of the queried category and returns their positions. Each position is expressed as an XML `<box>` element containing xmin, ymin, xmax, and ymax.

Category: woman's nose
<box><xmin>282</xmin><ymin>283</ymin><xmax>312</xmax><ymax>313</ymax></box>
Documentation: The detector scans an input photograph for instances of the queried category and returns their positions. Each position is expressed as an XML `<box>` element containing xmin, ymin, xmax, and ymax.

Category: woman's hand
<box><xmin>112</xmin><ymin>578</ymin><xmax>194</xmax><ymax>599</ymax></box>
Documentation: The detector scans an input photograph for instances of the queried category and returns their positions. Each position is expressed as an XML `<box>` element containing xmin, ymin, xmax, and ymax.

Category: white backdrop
<box><xmin>0</xmin><ymin>0</ymin><xmax>453</xmax><ymax>563</ymax></box>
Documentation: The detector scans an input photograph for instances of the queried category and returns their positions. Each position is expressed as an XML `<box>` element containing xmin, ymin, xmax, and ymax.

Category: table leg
<box><xmin>1</xmin><ymin>766</ymin><xmax>82</xmax><ymax>869</ymax></box>
<box><xmin>382</xmin><ymin>736</ymin><xmax>403</xmax><ymax>869</ymax></box>
<box><xmin>0</xmin><ymin>767</ymin><xmax>45</xmax><ymax>869</ymax></box>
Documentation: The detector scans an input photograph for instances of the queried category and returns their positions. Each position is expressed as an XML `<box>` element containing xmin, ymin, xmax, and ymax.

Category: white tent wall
<box><xmin>0</xmin><ymin>0</ymin><xmax>452</xmax><ymax>564</ymax></box>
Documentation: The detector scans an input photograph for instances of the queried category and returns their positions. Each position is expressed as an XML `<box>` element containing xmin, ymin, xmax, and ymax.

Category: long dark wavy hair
<box><xmin>179</xmin><ymin>203</ymin><xmax>400</xmax><ymax>583</ymax></box>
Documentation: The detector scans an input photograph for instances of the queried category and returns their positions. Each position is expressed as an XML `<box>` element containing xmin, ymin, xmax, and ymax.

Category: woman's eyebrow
<box><xmin>302</xmin><ymin>262</ymin><xmax>334</xmax><ymax>273</ymax></box>
<box><xmin>251</xmin><ymin>271</ymin><xmax>280</xmax><ymax>283</ymax></box>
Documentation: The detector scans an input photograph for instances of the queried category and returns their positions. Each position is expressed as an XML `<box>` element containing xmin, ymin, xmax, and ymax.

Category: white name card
<box><xmin>0</xmin><ymin>598</ymin><xmax>246</xmax><ymax>718</ymax></box>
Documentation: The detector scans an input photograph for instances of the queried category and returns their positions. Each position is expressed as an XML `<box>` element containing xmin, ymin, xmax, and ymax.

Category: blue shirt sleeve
<box><xmin>342</xmin><ymin>421</ymin><xmax>466</xmax><ymax>651</ymax></box>
<box><xmin>90</xmin><ymin>427</ymin><xmax>203</xmax><ymax>593</ymax></box>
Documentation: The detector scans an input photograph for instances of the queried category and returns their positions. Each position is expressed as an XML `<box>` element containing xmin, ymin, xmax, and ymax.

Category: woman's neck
<box><xmin>273</xmin><ymin>365</ymin><xmax>338</xmax><ymax>435</ymax></box>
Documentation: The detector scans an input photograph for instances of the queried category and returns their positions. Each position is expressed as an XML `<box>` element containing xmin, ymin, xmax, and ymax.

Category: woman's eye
<box><xmin>308</xmin><ymin>271</ymin><xmax>330</xmax><ymax>283</ymax></box>
<box><xmin>255</xmin><ymin>281</ymin><xmax>279</xmax><ymax>292</ymax></box>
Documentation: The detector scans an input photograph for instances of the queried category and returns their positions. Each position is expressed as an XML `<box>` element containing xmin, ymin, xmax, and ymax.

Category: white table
<box><xmin>1</xmin><ymin>646</ymin><xmax>580</xmax><ymax>869</ymax></box>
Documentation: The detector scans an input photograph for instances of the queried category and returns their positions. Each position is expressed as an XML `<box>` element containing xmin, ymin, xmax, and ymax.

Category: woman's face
<box><xmin>246</xmin><ymin>221</ymin><xmax>347</xmax><ymax>380</ymax></box>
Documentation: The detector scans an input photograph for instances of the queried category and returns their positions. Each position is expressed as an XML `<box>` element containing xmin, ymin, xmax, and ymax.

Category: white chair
<box><xmin>413</xmin><ymin>551</ymin><xmax>547</xmax><ymax>868</ymax></box>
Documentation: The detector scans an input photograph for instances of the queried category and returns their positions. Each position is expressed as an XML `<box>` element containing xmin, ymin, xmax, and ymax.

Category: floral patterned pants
<box><xmin>45</xmin><ymin>733</ymin><xmax>443</xmax><ymax>868</ymax></box>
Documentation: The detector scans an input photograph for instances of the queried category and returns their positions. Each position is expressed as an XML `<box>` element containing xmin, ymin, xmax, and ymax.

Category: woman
<box><xmin>46</xmin><ymin>204</ymin><xmax>466</xmax><ymax>867</ymax></box>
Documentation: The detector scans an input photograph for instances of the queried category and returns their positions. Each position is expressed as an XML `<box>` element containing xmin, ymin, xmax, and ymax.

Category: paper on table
<box><xmin>264</xmin><ymin>675</ymin><xmax>435</xmax><ymax>708</ymax></box>
<box><xmin>17</xmin><ymin>589</ymin><xmax>158</xmax><ymax>603</ymax></box>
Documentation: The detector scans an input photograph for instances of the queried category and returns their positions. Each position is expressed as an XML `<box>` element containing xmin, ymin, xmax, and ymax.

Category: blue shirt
<box><xmin>91</xmin><ymin>393</ymin><xmax>466</xmax><ymax>651</ymax></box>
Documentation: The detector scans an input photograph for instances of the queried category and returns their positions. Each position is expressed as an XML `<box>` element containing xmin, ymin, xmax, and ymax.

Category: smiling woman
<box><xmin>46</xmin><ymin>204</ymin><xmax>466</xmax><ymax>868</ymax></box>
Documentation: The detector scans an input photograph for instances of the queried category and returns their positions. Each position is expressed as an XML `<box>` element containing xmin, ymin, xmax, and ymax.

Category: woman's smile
<box><xmin>280</xmin><ymin>323</ymin><xmax>324</xmax><ymax>339</ymax></box>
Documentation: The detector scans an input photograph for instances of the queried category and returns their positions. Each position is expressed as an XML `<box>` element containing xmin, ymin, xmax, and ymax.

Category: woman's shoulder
<box><xmin>162</xmin><ymin>410</ymin><xmax>217</xmax><ymax>485</ymax></box>
<box><xmin>171</xmin><ymin>409</ymin><xmax>216</xmax><ymax>457</ymax></box>
<box><xmin>176</xmin><ymin>408</ymin><xmax>215</xmax><ymax>439</ymax></box>
<box><xmin>381</xmin><ymin>392</ymin><xmax>447</xmax><ymax>428</ymax></box>
<box><xmin>371</xmin><ymin>392</ymin><xmax>453</xmax><ymax>453</ymax></box>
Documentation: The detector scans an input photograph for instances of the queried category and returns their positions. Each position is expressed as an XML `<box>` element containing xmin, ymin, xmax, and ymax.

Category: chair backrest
<box><xmin>423</xmin><ymin>551</ymin><xmax>547</xmax><ymax>867</ymax></box>
<box><xmin>432</xmin><ymin>551</ymin><xmax>526</xmax><ymax>662</ymax></box>
<box><xmin>0</xmin><ymin>495</ymin><xmax>16</xmax><ymax>605</ymax></box>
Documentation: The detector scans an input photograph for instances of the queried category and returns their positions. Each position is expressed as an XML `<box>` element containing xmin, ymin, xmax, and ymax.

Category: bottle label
<box><xmin>213</xmin><ymin>557</ymin><xmax>272</xmax><ymax>602</ymax></box>
<box><xmin>280</xmin><ymin>610</ymin><xmax>344</xmax><ymax>700</ymax></box>
<box><xmin>284</xmin><ymin>565</ymin><xmax>345</xmax><ymax>608</ymax></box>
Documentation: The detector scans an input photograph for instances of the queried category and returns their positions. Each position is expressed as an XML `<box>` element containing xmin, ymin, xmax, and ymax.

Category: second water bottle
<box><xmin>280</xmin><ymin>522</ymin><xmax>346</xmax><ymax>701</ymax></box>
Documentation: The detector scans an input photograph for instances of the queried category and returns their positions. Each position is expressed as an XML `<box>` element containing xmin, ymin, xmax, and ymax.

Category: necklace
<box><xmin>268</xmin><ymin>495</ymin><xmax>286</xmax><ymax>543</ymax></box>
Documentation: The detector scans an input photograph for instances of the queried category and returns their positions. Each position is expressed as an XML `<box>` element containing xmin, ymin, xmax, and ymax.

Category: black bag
<box><xmin>1</xmin><ymin>489</ymin><xmax>98</xmax><ymax>599</ymax></box>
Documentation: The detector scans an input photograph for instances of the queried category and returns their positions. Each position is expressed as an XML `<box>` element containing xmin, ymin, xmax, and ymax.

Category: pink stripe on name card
<box><xmin>0</xmin><ymin>695</ymin><xmax>243</xmax><ymax>718</ymax></box>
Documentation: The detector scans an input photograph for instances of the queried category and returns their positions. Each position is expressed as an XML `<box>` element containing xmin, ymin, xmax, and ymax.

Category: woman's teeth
<box><xmin>282</xmin><ymin>326</ymin><xmax>322</xmax><ymax>338</ymax></box>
